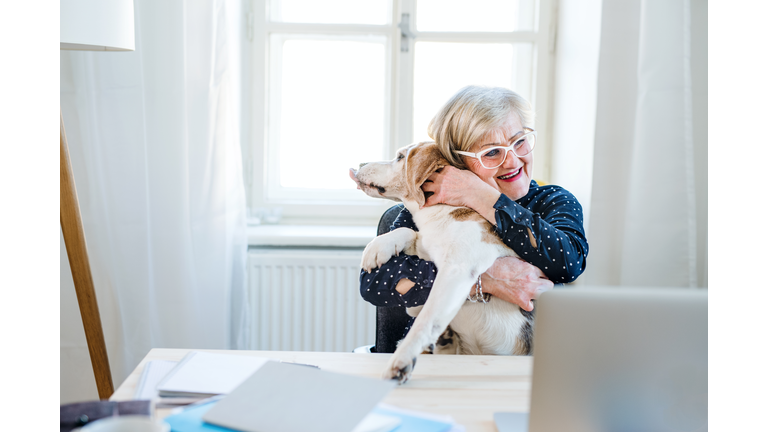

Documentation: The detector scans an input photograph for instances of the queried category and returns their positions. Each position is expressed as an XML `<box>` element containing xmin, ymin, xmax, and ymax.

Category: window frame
<box><xmin>245</xmin><ymin>0</ymin><xmax>556</xmax><ymax>226</ymax></box>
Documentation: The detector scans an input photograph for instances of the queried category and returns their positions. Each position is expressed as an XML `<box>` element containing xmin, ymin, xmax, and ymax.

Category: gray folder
<box><xmin>202</xmin><ymin>361</ymin><xmax>396</xmax><ymax>432</ymax></box>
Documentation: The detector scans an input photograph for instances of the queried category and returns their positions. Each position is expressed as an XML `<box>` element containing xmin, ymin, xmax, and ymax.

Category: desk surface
<box><xmin>111</xmin><ymin>348</ymin><xmax>533</xmax><ymax>432</ymax></box>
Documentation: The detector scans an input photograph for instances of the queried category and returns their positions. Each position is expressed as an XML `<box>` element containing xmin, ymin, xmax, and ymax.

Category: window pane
<box><xmin>274</xmin><ymin>37</ymin><xmax>387</xmax><ymax>190</ymax></box>
<box><xmin>416</xmin><ymin>0</ymin><xmax>536</xmax><ymax>32</ymax></box>
<box><xmin>412</xmin><ymin>42</ymin><xmax>533</xmax><ymax>142</ymax></box>
<box><xmin>271</xmin><ymin>0</ymin><xmax>390</xmax><ymax>25</ymax></box>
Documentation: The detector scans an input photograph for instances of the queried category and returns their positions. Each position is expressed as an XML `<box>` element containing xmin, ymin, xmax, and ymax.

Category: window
<box><xmin>246</xmin><ymin>0</ymin><xmax>556</xmax><ymax>225</ymax></box>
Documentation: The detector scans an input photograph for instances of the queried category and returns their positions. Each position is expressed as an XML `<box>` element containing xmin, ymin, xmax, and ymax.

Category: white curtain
<box><xmin>583</xmin><ymin>0</ymin><xmax>707</xmax><ymax>288</ymax></box>
<box><xmin>60</xmin><ymin>0</ymin><xmax>248</xmax><ymax>399</ymax></box>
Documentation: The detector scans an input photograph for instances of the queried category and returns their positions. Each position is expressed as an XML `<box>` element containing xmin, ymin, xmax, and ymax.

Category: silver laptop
<box><xmin>495</xmin><ymin>287</ymin><xmax>707</xmax><ymax>432</ymax></box>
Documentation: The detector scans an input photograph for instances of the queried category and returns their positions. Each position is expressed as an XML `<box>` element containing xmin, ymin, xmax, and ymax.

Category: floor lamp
<box><xmin>61</xmin><ymin>0</ymin><xmax>135</xmax><ymax>400</ymax></box>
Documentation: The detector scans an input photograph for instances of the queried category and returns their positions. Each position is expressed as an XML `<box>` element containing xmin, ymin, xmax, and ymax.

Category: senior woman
<box><xmin>359</xmin><ymin>86</ymin><xmax>588</xmax><ymax>324</ymax></box>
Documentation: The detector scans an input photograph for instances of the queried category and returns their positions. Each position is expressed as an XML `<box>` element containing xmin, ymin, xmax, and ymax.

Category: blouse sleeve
<box><xmin>493</xmin><ymin>187</ymin><xmax>589</xmax><ymax>283</ymax></box>
<box><xmin>359</xmin><ymin>208</ymin><xmax>438</xmax><ymax>307</ymax></box>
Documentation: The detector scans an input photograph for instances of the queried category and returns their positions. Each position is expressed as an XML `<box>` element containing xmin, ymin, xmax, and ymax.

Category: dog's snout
<box><xmin>359</xmin><ymin>162</ymin><xmax>368</xmax><ymax>169</ymax></box>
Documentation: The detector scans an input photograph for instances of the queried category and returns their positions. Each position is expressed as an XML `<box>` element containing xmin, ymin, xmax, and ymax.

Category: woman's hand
<box><xmin>421</xmin><ymin>166</ymin><xmax>500</xmax><ymax>223</ymax></box>
<box><xmin>480</xmin><ymin>257</ymin><xmax>554</xmax><ymax>311</ymax></box>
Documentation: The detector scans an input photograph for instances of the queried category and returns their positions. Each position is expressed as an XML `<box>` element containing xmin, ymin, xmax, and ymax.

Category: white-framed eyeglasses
<box><xmin>454</xmin><ymin>129</ymin><xmax>537</xmax><ymax>169</ymax></box>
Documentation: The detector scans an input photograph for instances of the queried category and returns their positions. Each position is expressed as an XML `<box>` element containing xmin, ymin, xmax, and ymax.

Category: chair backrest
<box><xmin>61</xmin><ymin>114</ymin><xmax>114</xmax><ymax>399</ymax></box>
<box><xmin>373</xmin><ymin>204</ymin><xmax>413</xmax><ymax>353</ymax></box>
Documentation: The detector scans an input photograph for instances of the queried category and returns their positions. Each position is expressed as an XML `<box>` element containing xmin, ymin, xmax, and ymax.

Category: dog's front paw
<box><xmin>361</xmin><ymin>236</ymin><xmax>400</xmax><ymax>272</ymax></box>
<box><xmin>381</xmin><ymin>354</ymin><xmax>418</xmax><ymax>384</ymax></box>
<box><xmin>360</xmin><ymin>228</ymin><xmax>417</xmax><ymax>272</ymax></box>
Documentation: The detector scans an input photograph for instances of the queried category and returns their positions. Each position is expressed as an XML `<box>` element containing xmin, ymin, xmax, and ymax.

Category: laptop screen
<box><xmin>525</xmin><ymin>288</ymin><xmax>707</xmax><ymax>432</ymax></box>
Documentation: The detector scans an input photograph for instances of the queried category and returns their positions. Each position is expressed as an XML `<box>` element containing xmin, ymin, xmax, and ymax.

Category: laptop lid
<box><xmin>527</xmin><ymin>287</ymin><xmax>707</xmax><ymax>432</ymax></box>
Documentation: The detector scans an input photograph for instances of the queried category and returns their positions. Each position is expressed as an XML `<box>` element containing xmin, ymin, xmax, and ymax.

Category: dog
<box><xmin>349</xmin><ymin>141</ymin><xmax>534</xmax><ymax>383</ymax></box>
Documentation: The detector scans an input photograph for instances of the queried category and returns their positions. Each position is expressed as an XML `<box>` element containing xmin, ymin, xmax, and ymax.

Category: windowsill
<box><xmin>247</xmin><ymin>224</ymin><xmax>377</xmax><ymax>248</ymax></box>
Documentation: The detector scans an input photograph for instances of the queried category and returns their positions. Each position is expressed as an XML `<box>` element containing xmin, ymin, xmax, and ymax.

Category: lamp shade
<box><xmin>61</xmin><ymin>0</ymin><xmax>135</xmax><ymax>51</ymax></box>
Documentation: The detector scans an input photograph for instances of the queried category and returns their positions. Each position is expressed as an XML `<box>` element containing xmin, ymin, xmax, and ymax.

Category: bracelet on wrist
<box><xmin>466</xmin><ymin>275</ymin><xmax>489</xmax><ymax>304</ymax></box>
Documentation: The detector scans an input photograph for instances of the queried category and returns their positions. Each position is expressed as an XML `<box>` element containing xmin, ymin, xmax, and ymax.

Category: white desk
<box><xmin>111</xmin><ymin>348</ymin><xmax>533</xmax><ymax>431</ymax></box>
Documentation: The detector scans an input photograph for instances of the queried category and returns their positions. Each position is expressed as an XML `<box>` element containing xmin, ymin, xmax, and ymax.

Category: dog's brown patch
<box><xmin>482</xmin><ymin>221</ymin><xmax>505</xmax><ymax>246</ymax></box>
<box><xmin>403</xmin><ymin>142</ymin><xmax>448</xmax><ymax>207</ymax></box>
<box><xmin>449</xmin><ymin>208</ymin><xmax>477</xmax><ymax>221</ymax></box>
<box><xmin>450</xmin><ymin>208</ymin><xmax>505</xmax><ymax>247</ymax></box>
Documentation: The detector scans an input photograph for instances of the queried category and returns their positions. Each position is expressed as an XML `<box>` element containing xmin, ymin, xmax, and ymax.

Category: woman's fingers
<box><xmin>481</xmin><ymin>258</ymin><xmax>555</xmax><ymax>311</ymax></box>
<box><xmin>513</xmin><ymin>290</ymin><xmax>534</xmax><ymax>311</ymax></box>
<box><xmin>525</xmin><ymin>279</ymin><xmax>554</xmax><ymax>311</ymax></box>
<box><xmin>482</xmin><ymin>274</ymin><xmax>533</xmax><ymax>311</ymax></box>
<box><xmin>422</xmin><ymin>194</ymin><xmax>437</xmax><ymax>208</ymax></box>
<box><xmin>519</xmin><ymin>295</ymin><xmax>535</xmax><ymax>312</ymax></box>
<box><xmin>421</xmin><ymin>170</ymin><xmax>445</xmax><ymax>207</ymax></box>
<box><xmin>422</xmin><ymin>166</ymin><xmax>486</xmax><ymax>208</ymax></box>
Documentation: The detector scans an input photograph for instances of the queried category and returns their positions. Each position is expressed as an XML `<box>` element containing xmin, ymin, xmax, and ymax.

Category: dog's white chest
<box><xmin>411</xmin><ymin>207</ymin><xmax>492</xmax><ymax>262</ymax></box>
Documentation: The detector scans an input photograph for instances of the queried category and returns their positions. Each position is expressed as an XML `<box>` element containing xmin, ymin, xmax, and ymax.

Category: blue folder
<box><xmin>163</xmin><ymin>401</ymin><xmax>454</xmax><ymax>432</ymax></box>
<box><xmin>372</xmin><ymin>406</ymin><xmax>453</xmax><ymax>432</ymax></box>
<box><xmin>163</xmin><ymin>402</ymin><xmax>236</xmax><ymax>432</ymax></box>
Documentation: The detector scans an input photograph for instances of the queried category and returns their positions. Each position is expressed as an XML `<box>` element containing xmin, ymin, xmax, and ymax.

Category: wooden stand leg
<box><xmin>60</xmin><ymin>112</ymin><xmax>114</xmax><ymax>399</ymax></box>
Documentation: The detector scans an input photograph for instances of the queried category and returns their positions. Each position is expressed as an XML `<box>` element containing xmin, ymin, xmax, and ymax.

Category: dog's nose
<box><xmin>359</xmin><ymin>162</ymin><xmax>368</xmax><ymax>169</ymax></box>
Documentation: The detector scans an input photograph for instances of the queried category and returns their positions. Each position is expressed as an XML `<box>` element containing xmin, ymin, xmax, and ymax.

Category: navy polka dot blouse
<box><xmin>359</xmin><ymin>180</ymin><xmax>589</xmax><ymax>307</ymax></box>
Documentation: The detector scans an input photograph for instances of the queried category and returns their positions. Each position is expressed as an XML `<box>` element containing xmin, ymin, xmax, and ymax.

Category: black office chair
<box><xmin>372</xmin><ymin>204</ymin><xmax>413</xmax><ymax>353</ymax></box>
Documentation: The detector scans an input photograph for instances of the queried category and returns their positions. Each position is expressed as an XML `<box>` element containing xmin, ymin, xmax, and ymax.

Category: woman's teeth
<box><xmin>498</xmin><ymin>168</ymin><xmax>521</xmax><ymax>180</ymax></box>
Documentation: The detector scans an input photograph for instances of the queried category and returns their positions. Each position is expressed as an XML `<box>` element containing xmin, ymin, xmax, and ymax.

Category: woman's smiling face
<box><xmin>462</xmin><ymin>114</ymin><xmax>533</xmax><ymax>201</ymax></box>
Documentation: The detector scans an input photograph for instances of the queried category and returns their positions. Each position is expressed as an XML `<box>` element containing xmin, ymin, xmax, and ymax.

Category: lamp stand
<box><xmin>60</xmin><ymin>112</ymin><xmax>114</xmax><ymax>399</ymax></box>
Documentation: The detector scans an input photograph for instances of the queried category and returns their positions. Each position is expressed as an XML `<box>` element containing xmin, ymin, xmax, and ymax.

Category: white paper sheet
<box><xmin>156</xmin><ymin>351</ymin><xmax>271</xmax><ymax>397</ymax></box>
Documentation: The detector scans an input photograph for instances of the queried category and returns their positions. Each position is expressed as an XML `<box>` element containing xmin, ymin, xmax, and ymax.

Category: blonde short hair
<box><xmin>427</xmin><ymin>86</ymin><xmax>534</xmax><ymax>169</ymax></box>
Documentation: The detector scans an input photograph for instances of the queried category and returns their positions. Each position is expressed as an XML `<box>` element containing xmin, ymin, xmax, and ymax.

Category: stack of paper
<box><xmin>156</xmin><ymin>352</ymin><xmax>272</xmax><ymax>399</ymax></box>
<box><xmin>134</xmin><ymin>360</ymin><xmax>208</xmax><ymax>406</ymax></box>
<box><xmin>133</xmin><ymin>352</ymin><xmax>276</xmax><ymax>406</ymax></box>
<box><xmin>134</xmin><ymin>360</ymin><xmax>178</xmax><ymax>401</ymax></box>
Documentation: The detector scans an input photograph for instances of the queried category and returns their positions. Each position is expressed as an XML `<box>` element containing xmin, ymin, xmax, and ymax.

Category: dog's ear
<box><xmin>404</xmin><ymin>142</ymin><xmax>449</xmax><ymax>208</ymax></box>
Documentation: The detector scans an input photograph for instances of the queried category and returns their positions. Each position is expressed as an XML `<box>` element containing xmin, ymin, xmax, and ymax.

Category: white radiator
<box><xmin>247</xmin><ymin>247</ymin><xmax>376</xmax><ymax>352</ymax></box>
